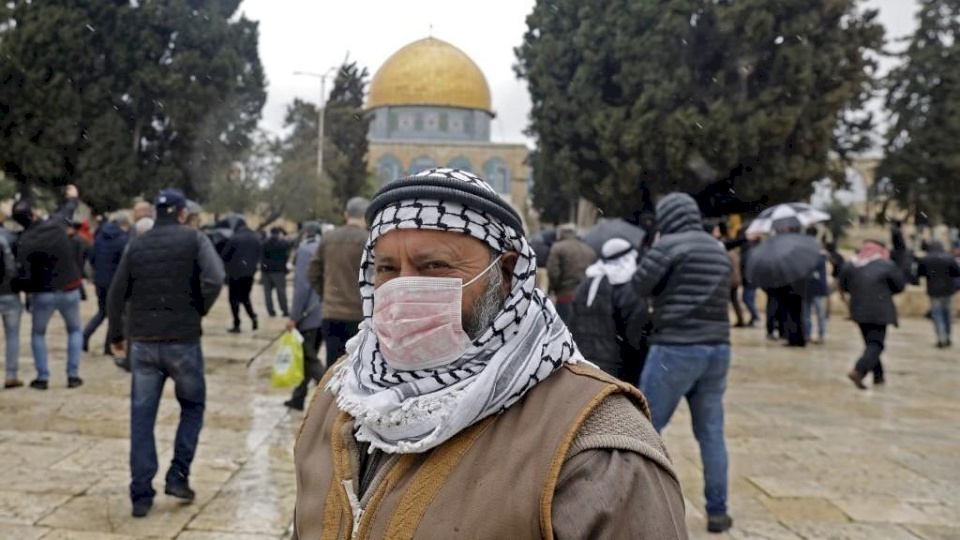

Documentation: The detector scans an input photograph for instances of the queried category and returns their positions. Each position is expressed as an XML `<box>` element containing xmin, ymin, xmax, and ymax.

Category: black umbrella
<box><xmin>580</xmin><ymin>219</ymin><xmax>646</xmax><ymax>256</ymax></box>
<box><xmin>746</xmin><ymin>233</ymin><xmax>821</xmax><ymax>289</ymax></box>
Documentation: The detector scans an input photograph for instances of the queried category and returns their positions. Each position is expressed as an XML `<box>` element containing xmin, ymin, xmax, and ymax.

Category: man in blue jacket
<box><xmin>283</xmin><ymin>222</ymin><xmax>324</xmax><ymax>411</ymax></box>
<box><xmin>83</xmin><ymin>214</ymin><xmax>131</xmax><ymax>355</ymax></box>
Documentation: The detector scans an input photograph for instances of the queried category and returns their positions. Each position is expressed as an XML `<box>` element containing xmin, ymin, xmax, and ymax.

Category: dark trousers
<box><xmin>289</xmin><ymin>328</ymin><xmax>324</xmax><ymax>406</ymax></box>
<box><xmin>262</xmin><ymin>272</ymin><xmax>289</xmax><ymax>317</ymax></box>
<box><xmin>771</xmin><ymin>287</ymin><xmax>805</xmax><ymax>346</ymax></box>
<box><xmin>129</xmin><ymin>341</ymin><xmax>205</xmax><ymax>504</ymax></box>
<box><xmin>82</xmin><ymin>286</ymin><xmax>109</xmax><ymax>353</ymax></box>
<box><xmin>228</xmin><ymin>277</ymin><xmax>256</xmax><ymax>328</ymax></box>
<box><xmin>855</xmin><ymin>323</ymin><xmax>886</xmax><ymax>382</ymax></box>
<box><xmin>765</xmin><ymin>290</ymin><xmax>783</xmax><ymax>337</ymax></box>
<box><xmin>729</xmin><ymin>287</ymin><xmax>744</xmax><ymax>326</ymax></box>
<box><xmin>321</xmin><ymin>320</ymin><xmax>361</xmax><ymax>367</ymax></box>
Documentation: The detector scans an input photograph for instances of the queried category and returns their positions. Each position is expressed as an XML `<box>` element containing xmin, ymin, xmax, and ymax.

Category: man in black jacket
<box><xmin>13</xmin><ymin>185</ymin><xmax>84</xmax><ymax>390</ymax></box>
<box><xmin>917</xmin><ymin>241</ymin><xmax>960</xmax><ymax>348</ymax></box>
<box><xmin>260</xmin><ymin>226</ymin><xmax>293</xmax><ymax>318</ymax></box>
<box><xmin>632</xmin><ymin>192</ymin><xmax>733</xmax><ymax>534</ymax></box>
<box><xmin>107</xmin><ymin>188</ymin><xmax>226</xmax><ymax>518</ymax></box>
<box><xmin>222</xmin><ymin>217</ymin><xmax>263</xmax><ymax>333</ymax></box>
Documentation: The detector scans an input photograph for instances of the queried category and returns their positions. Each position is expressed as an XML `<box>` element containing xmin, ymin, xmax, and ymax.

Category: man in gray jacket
<box><xmin>633</xmin><ymin>192</ymin><xmax>733</xmax><ymax>534</ymax></box>
<box><xmin>284</xmin><ymin>222</ymin><xmax>324</xmax><ymax>411</ymax></box>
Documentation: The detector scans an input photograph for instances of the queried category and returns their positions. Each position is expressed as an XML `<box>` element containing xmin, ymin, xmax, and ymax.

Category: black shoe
<box><xmin>29</xmin><ymin>379</ymin><xmax>48</xmax><ymax>390</ymax></box>
<box><xmin>707</xmin><ymin>514</ymin><xmax>733</xmax><ymax>534</ymax></box>
<box><xmin>252</xmin><ymin>317</ymin><xmax>259</xmax><ymax>331</ymax></box>
<box><xmin>131</xmin><ymin>499</ymin><xmax>153</xmax><ymax>518</ymax></box>
<box><xmin>67</xmin><ymin>377</ymin><xmax>83</xmax><ymax>389</ymax></box>
<box><xmin>165</xmin><ymin>482</ymin><xmax>196</xmax><ymax>502</ymax></box>
<box><xmin>284</xmin><ymin>398</ymin><xmax>304</xmax><ymax>411</ymax></box>
<box><xmin>228</xmin><ymin>327</ymin><xmax>241</xmax><ymax>334</ymax></box>
<box><xmin>82</xmin><ymin>340</ymin><xmax>90</xmax><ymax>353</ymax></box>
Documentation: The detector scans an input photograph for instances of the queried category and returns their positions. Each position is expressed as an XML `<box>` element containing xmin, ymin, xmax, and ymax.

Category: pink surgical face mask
<box><xmin>372</xmin><ymin>256</ymin><xmax>502</xmax><ymax>371</ymax></box>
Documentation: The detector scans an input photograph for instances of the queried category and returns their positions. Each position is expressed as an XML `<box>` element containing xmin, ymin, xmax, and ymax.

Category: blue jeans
<box><xmin>0</xmin><ymin>294</ymin><xmax>22</xmax><ymax>379</ymax></box>
<box><xmin>803</xmin><ymin>295</ymin><xmax>828</xmax><ymax>341</ymax></box>
<box><xmin>130</xmin><ymin>341</ymin><xmax>206</xmax><ymax>503</ymax></box>
<box><xmin>930</xmin><ymin>296</ymin><xmax>953</xmax><ymax>344</ymax></box>
<box><xmin>641</xmin><ymin>344</ymin><xmax>731</xmax><ymax>516</ymax></box>
<box><xmin>82</xmin><ymin>286</ymin><xmax>108</xmax><ymax>353</ymax></box>
<box><xmin>30</xmin><ymin>290</ymin><xmax>83</xmax><ymax>380</ymax></box>
<box><xmin>742</xmin><ymin>284</ymin><xmax>759</xmax><ymax>323</ymax></box>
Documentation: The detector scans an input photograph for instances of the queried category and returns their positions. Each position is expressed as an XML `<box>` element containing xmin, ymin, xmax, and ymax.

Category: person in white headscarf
<box><xmin>291</xmin><ymin>168</ymin><xmax>687</xmax><ymax>540</ymax></box>
<box><xmin>568</xmin><ymin>237</ymin><xmax>650</xmax><ymax>384</ymax></box>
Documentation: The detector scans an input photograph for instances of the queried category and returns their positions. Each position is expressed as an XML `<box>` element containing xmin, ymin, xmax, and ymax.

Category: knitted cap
<box><xmin>366</xmin><ymin>168</ymin><xmax>524</xmax><ymax>235</ymax></box>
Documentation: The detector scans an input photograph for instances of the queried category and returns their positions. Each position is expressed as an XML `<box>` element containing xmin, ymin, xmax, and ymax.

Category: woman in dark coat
<box><xmin>569</xmin><ymin>238</ymin><xmax>649</xmax><ymax>385</ymax></box>
<box><xmin>839</xmin><ymin>240</ymin><xmax>907</xmax><ymax>389</ymax></box>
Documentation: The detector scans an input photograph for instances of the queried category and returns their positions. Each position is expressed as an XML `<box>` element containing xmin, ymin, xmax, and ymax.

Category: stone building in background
<box><xmin>366</xmin><ymin>37</ymin><xmax>531</xmax><ymax>226</ymax></box>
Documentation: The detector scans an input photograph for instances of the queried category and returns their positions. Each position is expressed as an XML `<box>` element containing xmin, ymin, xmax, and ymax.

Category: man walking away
<box><xmin>803</xmin><ymin>232</ymin><xmax>830</xmax><ymax>345</ymax></box>
<box><xmin>107</xmin><ymin>188</ymin><xmax>225</xmax><ymax>518</ymax></box>
<box><xmin>308</xmin><ymin>197</ymin><xmax>369</xmax><ymax>368</ymax></box>
<box><xmin>83</xmin><ymin>214</ymin><xmax>131</xmax><ymax>355</ymax></box>
<box><xmin>547</xmin><ymin>223</ymin><xmax>597</xmax><ymax>323</ymax></box>
<box><xmin>569</xmin><ymin>238</ymin><xmax>649</xmax><ymax>385</ymax></box>
<box><xmin>222</xmin><ymin>217</ymin><xmax>263</xmax><ymax>333</ymax></box>
<box><xmin>0</xmin><ymin>223</ymin><xmax>23</xmax><ymax>388</ymax></box>
<box><xmin>632</xmin><ymin>192</ymin><xmax>734</xmax><ymax>534</ymax></box>
<box><xmin>840</xmin><ymin>240</ymin><xmax>905</xmax><ymax>389</ymax></box>
<box><xmin>740</xmin><ymin>234</ymin><xmax>761</xmax><ymax>327</ymax></box>
<box><xmin>261</xmin><ymin>226</ymin><xmax>293</xmax><ymax>318</ymax></box>
<box><xmin>13</xmin><ymin>185</ymin><xmax>84</xmax><ymax>390</ymax></box>
<box><xmin>283</xmin><ymin>222</ymin><xmax>324</xmax><ymax>411</ymax></box>
<box><xmin>917</xmin><ymin>241</ymin><xmax>960</xmax><ymax>348</ymax></box>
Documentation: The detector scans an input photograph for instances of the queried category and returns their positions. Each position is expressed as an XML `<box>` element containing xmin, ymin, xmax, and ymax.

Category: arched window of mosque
<box><xmin>483</xmin><ymin>158</ymin><xmax>510</xmax><ymax>193</ymax></box>
<box><xmin>376</xmin><ymin>154</ymin><xmax>404</xmax><ymax>186</ymax></box>
<box><xmin>447</xmin><ymin>156</ymin><xmax>474</xmax><ymax>173</ymax></box>
<box><xmin>409</xmin><ymin>156</ymin><xmax>438</xmax><ymax>174</ymax></box>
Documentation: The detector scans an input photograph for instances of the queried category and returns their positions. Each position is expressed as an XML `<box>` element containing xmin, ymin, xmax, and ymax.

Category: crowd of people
<box><xmin>1</xmin><ymin>170</ymin><xmax>958</xmax><ymax>537</ymax></box>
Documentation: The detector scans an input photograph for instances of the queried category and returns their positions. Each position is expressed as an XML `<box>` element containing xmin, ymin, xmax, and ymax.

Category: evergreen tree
<box><xmin>324</xmin><ymin>61</ymin><xmax>372</xmax><ymax>206</ymax></box>
<box><xmin>879</xmin><ymin>0</ymin><xmax>960</xmax><ymax>225</ymax></box>
<box><xmin>0</xmin><ymin>0</ymin><xmax>266</xmax><ymax>212</ymax></box>
<box><xmin>517</xmin><ymin>0</ymin><xmax>883</xmax><ymax>218</ymax></box>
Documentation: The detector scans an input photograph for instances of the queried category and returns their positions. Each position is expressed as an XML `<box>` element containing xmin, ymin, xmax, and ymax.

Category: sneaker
<box><xmin>29</xmin><ymin>379</ymin><xmax>48</xmax><ymax>390</ymax></box>
<box><xmin>227</xmin><ymin>327</ymin><xmax>241</xmax><ymax>334</ymax></box>
<box><xmin>4</xmin><ymin>379</ymin><xmax>23</xmax><ymax>389</ymax></box>
<box><xmin>131</xmin><ymin>499</ymin><xmax>153</xmax><ymax>518</ymax></box>
<box><xmin>707</xmin><ymin>514</ymin><xmax>733</xmax><ymax>534</ymax></box>
<box><xmin>67</xmin><ymin>377</ymin><xmax>83</xmax><ymax>389</ymax></box>
<box><xmin>284</xmin><ymin>398</ymin><xmax>304</xmax><ymax>411</ymax></box>
<box><xmin>165</xmin><ymin>482</ymin><xmax>196</xmax><ymax>502</ymax></box>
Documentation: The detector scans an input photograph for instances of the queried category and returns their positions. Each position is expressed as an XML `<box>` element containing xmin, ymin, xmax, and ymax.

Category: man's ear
<box><xmin>500</xmin><ymin>251</ymin><xmax>520</xmax><ymax>293</ymax></box>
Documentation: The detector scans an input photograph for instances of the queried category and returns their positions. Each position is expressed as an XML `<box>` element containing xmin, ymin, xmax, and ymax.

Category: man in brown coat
<box><xmin>292</xmin><ymin>168</ymin><xmax>687</xmax><ymax>539</ymax></box>
<box><xmin>307</xmin><ymin>197</ymin><xmax>368</xmax><ymax>369</ymax></box>
<box><xmin>546</xmin><ymin>223</ymin><xmax>597</xmax><ymax>323</ymax></box>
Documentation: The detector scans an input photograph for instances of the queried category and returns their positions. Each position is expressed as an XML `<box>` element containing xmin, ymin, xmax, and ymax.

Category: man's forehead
<box><xmin>374</xmin><ymin>229</ymin><xmax>487</xmax><ymax>255</ymax></box>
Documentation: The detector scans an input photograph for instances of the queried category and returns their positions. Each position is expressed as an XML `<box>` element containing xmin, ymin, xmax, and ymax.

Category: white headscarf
<box><xmin>329</xmin><ymin>168</ymin><xmax>583</xmax><ymax>454</ymax></box>
<box><xmin>583</xmin><ymin>238</ymin><xmax>638</xmax><ymax>307</ymax></box>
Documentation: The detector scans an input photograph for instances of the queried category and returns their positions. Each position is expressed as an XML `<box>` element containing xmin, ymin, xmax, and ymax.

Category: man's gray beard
<box><xmin>463</xmin><ymin>260</ymin><xmax>506</xmax><ymax>340</ymax></box>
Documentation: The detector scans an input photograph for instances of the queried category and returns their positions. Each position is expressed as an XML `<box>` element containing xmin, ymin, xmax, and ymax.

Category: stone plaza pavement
<box><xmin>0</xmin><ymin>290</ymin><xmax>957</xmax><ymax>539</ymax></box>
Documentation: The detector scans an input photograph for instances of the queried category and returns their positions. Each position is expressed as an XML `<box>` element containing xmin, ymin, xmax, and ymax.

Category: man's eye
<box><xmin>424</xmin><ymin>261</ymin><xmax>451</xmax><ymax>270</ymax></box>
<box><xmin>375</xmin><ymin>265</ymin><xmax>398</xmax><ymax>274</ymax></box>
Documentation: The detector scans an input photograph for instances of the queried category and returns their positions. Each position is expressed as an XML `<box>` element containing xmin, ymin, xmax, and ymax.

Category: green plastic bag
<box><xmin>271</xmin><ymin>330</ymin><xmax>304</xmax><ymax>388</ymax></box>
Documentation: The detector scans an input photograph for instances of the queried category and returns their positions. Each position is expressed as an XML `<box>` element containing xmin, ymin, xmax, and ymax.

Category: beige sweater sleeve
<box><xmin>551</xmin><ymin>394</ymin><xmax>689</xmax><ymax>539</ymax></box>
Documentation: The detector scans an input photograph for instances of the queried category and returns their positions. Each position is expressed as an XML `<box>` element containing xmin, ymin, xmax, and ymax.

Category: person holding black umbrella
<box><xmin>840</xmin><ymin>240</ymin><xmax>906</xmax><ymax>389</ymax></box>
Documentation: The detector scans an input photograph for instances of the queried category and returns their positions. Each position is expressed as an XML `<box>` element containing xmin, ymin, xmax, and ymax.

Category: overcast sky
<box><xmin>242</xmin><ymin>0</ymin><xmax>919</xmax><ymax>145</ymax></box>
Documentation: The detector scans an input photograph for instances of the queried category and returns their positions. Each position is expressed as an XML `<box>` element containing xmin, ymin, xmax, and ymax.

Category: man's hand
<box><xmin>285</xmin><ymin>319</ymin><xmax>297</xmax><ymax>332</ymax></box>
<box><xmin>110</xmin><ymin>340</ymin><xmax>127</xmax><ymax>358</ymax></box>
<box><xmin>65</xmin><ymin>185</ymin><xmax>78</xmax><ymax>199</ymax></box>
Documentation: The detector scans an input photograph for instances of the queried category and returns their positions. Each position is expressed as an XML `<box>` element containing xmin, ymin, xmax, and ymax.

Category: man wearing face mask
<box><xmin>292</xmin><ymin>169</ymin><xmax>687</xmax><ymax>539</ymax></box>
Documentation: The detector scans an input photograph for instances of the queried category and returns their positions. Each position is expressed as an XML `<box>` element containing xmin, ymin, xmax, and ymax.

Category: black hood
<box><xmin>927</xmin><ymin>241</ymin><xmax>945</xmax><ymax>254</ymax></box>
<box><xmin>98</xmin><ymin>221</ymin><xmax>126</xmax><ymax>241</ymax></box>
<box><xmin>656</xmin><ymin>193</ymin><xmax>703</xmax><ymax>235</ymax></box>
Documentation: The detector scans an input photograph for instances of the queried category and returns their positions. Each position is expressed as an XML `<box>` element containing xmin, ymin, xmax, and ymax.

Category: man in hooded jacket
<box><xmin>632</xmin><ymin>192</ymin><xmax>734</xmax><ymax>534</ymax></box>
<box><xmin>83</xmin><ymin>214</ymin><xmax>131</xmax><ymax>355</ymax></box>
<box><xmin>917</xmin><ymin>241</ymin><xmax>960</xmax><ymax>348</ymax></box>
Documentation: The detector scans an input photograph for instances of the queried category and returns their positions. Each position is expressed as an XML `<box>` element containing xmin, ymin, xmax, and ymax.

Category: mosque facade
<box><xmin>366</xmin><ymin>37</ymin><xmax>531</xmax><ymax>223</ymax></box>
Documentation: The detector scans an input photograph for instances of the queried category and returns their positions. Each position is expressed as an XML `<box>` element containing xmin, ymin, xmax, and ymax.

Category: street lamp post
<box><xmin>294</xmin><ymin>67</ymin><xmax>339</xmax><ymax>215</ymax></box>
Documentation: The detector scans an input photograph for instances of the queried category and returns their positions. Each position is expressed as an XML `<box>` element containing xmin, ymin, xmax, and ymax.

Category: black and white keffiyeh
<box><xmin>328</xmin><ymin>168</ymin><xmax>584</xmax><ymax>454</ymax></box>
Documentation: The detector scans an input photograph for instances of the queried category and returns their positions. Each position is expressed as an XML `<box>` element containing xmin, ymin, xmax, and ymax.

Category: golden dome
<box><xmin>367</xmin><ymin>37</ymin><xmax>493</xmax><ymax>114</ymax></box>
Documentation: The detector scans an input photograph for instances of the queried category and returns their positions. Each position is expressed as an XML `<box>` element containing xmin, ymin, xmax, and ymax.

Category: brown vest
<box><xmin>294</xmin><ymin>363</ymin><xmax>647</xmax><ymax>540</ymax></box>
